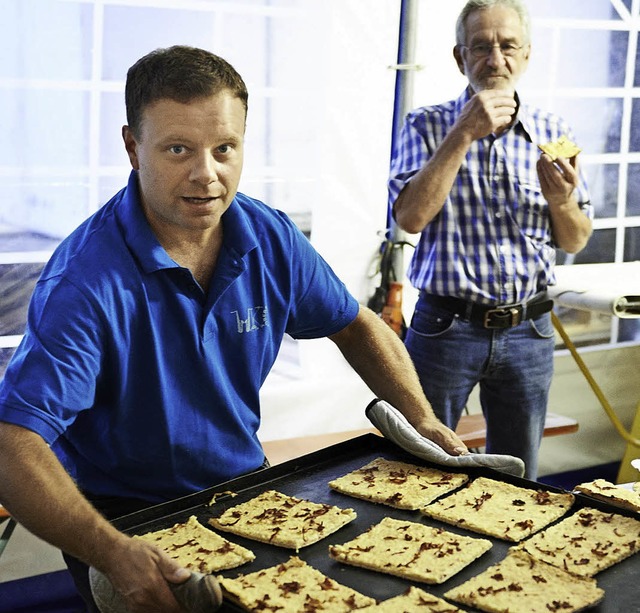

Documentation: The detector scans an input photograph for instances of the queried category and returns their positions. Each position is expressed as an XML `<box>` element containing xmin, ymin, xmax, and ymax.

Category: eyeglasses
<box><xmin>462</xmin><ymin>43</ymin><xmax>523</xmax><ymax>58</ymax></box>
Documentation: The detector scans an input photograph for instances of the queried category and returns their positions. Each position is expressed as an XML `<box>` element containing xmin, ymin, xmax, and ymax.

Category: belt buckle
<box><xmin>483</xmin><ymin>306</ymin><xmax>522</xmax><ymax>329</ymax></box>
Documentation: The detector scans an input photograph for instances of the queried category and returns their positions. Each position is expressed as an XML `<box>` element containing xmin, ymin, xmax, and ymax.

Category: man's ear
<box><xmin>122</xmin><ymin>125</ymin><xmax>140</xmax><ymax>170</ymax></box>
<box><xmin>453</xmin><ymin>45</ymin><xmax>465</xmax><ymax>76</ymax></box>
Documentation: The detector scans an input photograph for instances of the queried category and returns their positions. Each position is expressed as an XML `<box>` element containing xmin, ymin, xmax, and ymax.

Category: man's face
<box><xmin>454</xmin><ymin>5</ymin><xmax>531</xmax><ymax>93</ymax></box>
<box><xmin>122</xmin><ymin>90</ymin><xmax>246</xmax><ymax>238</ymax></box>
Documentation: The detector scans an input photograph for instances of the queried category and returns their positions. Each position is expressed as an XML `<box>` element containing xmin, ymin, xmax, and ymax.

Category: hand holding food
<box><xmin>538</xmin><ymin>135</ymin><xmax>582</xmax><ymax>160</ymax></box>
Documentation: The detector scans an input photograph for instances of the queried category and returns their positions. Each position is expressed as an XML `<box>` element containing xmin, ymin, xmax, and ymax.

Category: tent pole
<box><xmin>369</xmin><ymin>0</ymin><xmax>420</xmax><ymax>319</ymax></box>
<box><xmin>388</xmin><ymin>0</ymin><xmax>420</xmax><ymax>283</ymax></box>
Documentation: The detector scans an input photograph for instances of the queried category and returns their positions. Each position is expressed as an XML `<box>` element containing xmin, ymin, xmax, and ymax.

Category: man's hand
<box><xmin>457</xmin><ymin>89</ymin><xmax>517</xmax><ymax>140</ymax></box>
<box><xmin>100</xmin><ymin>537</ymin><xmax>191</xmax><ymax>613</ymax></box>
<box><xmin>537</xmin><ymin>152</ymin><xmax>592</xmax><ymax>253</ymax></box>
<box><xmin>537</xmin><ymin>152</ymin><xmax>579</xmax><ymax>207</ymax></box>
<box><xmin>412</xmin><ymin>419</ymin><xmax>468</xmax><ymax>456</ymax></box>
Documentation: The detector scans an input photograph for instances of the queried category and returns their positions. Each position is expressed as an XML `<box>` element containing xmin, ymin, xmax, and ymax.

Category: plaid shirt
<box><xmin>388</xmin><ymin>88</ymin><xmax>592</xmax><ymax>306</ymax></box>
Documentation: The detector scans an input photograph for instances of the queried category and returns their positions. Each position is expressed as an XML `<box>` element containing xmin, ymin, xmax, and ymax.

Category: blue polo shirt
<box><xmin>0</xmin><ymin>171</ymin><xmax>359</xmax><ymax>502</ymax></box>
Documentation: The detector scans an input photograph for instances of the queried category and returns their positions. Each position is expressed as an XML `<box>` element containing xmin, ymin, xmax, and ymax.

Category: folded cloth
<box><xmin>89</xmin><ymin>566</ymin><xmax>222</xmax><ymax>613</ymax></box>
<box><xmin>366</xmin><ymin>399</ymin><xmax>525</xmax><ymax>478</ymax></box>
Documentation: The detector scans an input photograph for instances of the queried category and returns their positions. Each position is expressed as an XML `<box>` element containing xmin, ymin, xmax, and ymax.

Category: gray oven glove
<box><xmin>89</xmin><ymin>566</ymin><xmax>222</xmax><ymax>613</ymax></box>
<box><xmin>366</xmin><ymin>399</ymin><xmax>525</xmax><ymax>478</ymax></box>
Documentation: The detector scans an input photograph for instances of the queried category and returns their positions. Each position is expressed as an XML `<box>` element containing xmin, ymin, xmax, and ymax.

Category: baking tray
<box><xmin>113</xmin><ymin>434</ymin><xmax>639</xmax><ymax>611</ymax></box>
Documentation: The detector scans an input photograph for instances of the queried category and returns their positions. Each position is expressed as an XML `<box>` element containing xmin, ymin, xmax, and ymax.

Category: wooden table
<box><xmin>262</xmin><ymin>411</ymin><xmax>579</xmax><ymax>465</ymax></box>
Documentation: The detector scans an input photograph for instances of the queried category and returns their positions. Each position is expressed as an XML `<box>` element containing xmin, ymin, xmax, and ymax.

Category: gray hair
<box><xmin>455</xmin><ymin>0</ymin><xmax>531</xmax><ymax>46</ymax></box>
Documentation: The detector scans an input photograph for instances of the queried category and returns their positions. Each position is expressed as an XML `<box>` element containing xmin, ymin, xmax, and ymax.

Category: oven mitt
<box><xmin>366</xmin><ymin>399</ymin><xmax>525</xmax><ymax>478</ymax></box>
<box><xmin>89</xmin><ymin>566</ymin><xmax>222</xmax><ymax>613</ymax></box>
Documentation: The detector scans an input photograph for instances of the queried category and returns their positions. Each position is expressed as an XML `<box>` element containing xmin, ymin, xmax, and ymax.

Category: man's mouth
<box><xmin>183</xmin><ymin>196</ymin><xmax>217</xmax><ymax>204</ymax></box>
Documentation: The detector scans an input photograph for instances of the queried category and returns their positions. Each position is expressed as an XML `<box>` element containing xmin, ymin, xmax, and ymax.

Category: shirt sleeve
<box><xmin>388</xmin><ymin>110</ymin><xmax>434</xmax><ymax>210</ymax></box>
<box><xmin>278</xmin><ymin>215</ymin><xmax>359</xmax><ymax>340</ymax></box>
<box><xmin>0</xmin><ymin>277</ymin><xmax>104</xmax><ymax>443</ymax></box>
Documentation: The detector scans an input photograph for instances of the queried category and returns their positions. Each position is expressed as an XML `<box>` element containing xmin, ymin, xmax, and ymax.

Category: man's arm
<box><xmin>0</xmin><ymin>422</ymin><xmax>188</xmax><ymax>613</ymax></box>
<box><xmin>394</xmin><ymin>90</ymin><xmax>517</xmax><ymax>234</ymax></box>
<box><xmin>537</xmin><ymin>154</ymin><xmax>593</xmax><ymax>253</ymax></box>
<box><xmin>328</xmin><ymin>305</ymin><xmax>468</xmax><ymax>455</ymax></box>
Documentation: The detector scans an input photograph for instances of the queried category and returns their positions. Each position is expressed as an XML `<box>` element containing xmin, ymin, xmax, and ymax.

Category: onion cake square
<box><xmin>329</xmin><ymin>516</ymin><xmax>492</xmax><ymax>584</ymax></box>
<box><xmin>208</xmin><ymin>489</ymin><xmax>356</xmax><ymax>550</ymax></box>
<box><xmin>217</xmin><ymin>556</ymin><xmax>375</xmax><ymax>612</ymax></box>
<box><xmin>135</xmin><ymin>514</ymin><xmax>255</xmax><ymax>572</ymax></box>
<box><xmin>420</xmin><ymin>477</ymin><xmax>574</xmax><ymax>542</ymax></box>
<box><xmin>329</xmin><ymin>457</ymin><xmax>469</xmax><ymax>510</ymax></box>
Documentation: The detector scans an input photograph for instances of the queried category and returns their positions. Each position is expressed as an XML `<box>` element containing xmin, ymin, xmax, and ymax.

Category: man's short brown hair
<box><xmin>125</xmin><ymin>45</ymin><xmax>249</xmax><ymax>138</ymax></box>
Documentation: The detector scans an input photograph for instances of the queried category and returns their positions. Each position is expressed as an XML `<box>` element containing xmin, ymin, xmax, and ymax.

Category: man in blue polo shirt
<box><xmin>0</xmin><ymin>46</ymin><xmax>467</xmax><ymax>612</ymax></box>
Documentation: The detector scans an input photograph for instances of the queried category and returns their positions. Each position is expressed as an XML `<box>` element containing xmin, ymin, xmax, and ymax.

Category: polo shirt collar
<box><xmin>116</xmin><ymin>171</ymin><xmax>258</xmax><ymax>274</ymax></box>
<box><xmin>220</xmin><ymin>192</ymin><xmax>260</xmax><ymax>260</ymax></box>
<box><xmin>117</xmin><ymin>171</ymin><xmax>176</xmax><ymax>274</ymax></box>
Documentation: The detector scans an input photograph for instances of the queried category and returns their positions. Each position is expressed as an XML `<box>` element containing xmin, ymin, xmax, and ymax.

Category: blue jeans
<box><xmin>405</xmin><ymin>293</ymin><xmax>555</xmax><ymax>480</ymax></box>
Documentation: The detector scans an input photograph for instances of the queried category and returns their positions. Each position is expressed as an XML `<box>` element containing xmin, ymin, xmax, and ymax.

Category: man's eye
<box><xmin>502</xmin><ymin>43</ymin><xmax>520</xmax><ymax>53</ymax></box>
<box><xmin>474</xmin><ymin>44</ymin><xmax>492</xmax><ymax>54</ymax></box>
<box><xmin>170</xmin><ymin>145</ymin><xmax>184</xmax><ymax>154</ymax></box>
<box><xmin>468</xmin><ymin>42</ymin><xmax>521</xmax><ymax>58</ymax></box>
<box><xmin>217</xmin><ymin>144</ymin><xmax>230</xmax><ymax>154</ymax></box>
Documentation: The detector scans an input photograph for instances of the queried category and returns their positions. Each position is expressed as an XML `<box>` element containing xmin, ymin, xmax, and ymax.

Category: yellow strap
<box><xmin>552</xmin><ymin>311</ymin><xmax>640</xmax><ymax>448</ymax></box>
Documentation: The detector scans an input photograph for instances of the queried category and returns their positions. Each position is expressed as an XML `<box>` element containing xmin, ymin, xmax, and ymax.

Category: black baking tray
<box><xmin>113</xmin><ymin>434</ymin><xmax>639</xmax><ymax>612</ymax></box>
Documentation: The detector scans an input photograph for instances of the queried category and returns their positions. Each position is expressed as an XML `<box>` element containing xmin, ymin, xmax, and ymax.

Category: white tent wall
<box><xmin>258</xmin><ymin>0</ymin><xmax>399</xmax><ymax>440</ymax></box>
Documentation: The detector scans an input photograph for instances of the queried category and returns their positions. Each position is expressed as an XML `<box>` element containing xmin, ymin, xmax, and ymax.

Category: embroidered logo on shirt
<box><xmin>233</xmin><ymin>306</ymin><xmax>268</xmax><ymax>333</ymax></box>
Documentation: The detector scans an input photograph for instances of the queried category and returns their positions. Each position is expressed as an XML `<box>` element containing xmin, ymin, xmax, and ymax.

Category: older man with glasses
<box><xmin>388</xmin><ymin>0</ymin><xmax>593</xmax><ymax>480</ymax></box>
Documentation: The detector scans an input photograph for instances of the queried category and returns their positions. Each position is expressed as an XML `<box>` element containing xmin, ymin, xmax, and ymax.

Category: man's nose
<box><xmin>190</xmin><ymin>153</ymin><xmax>218</xmax><ymax>184</ymax></box>
<box><xmin>486</xmin><ymin>46</ymin><xmax>507</xmax><ymax>67</ymax></box>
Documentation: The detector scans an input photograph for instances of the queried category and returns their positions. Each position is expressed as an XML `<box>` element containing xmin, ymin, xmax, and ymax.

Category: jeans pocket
<box><xmin>409</xmin><ymin>303</ymin><xmax>457</xmax><ymax>338</ymax></box>
<box><xmin>529</xmin><ymin>312</ymin><xmax>554</xmax><ymax>339</ymax></box>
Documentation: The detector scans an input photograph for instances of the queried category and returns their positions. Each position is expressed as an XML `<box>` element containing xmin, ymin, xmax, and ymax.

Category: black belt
<box><xmin>421</xmin><ymin>293</ymin><xmax>553</xmax><ymax>329</ymax></box>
